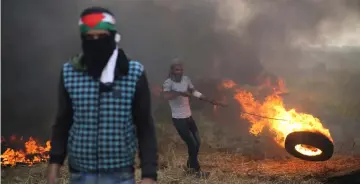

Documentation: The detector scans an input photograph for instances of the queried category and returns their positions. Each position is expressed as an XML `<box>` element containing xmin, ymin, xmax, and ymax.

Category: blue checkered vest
<box><xmin>63</xmin><ymin>60</ymin><xmax>144</xmax><ymax>172</ymax></box>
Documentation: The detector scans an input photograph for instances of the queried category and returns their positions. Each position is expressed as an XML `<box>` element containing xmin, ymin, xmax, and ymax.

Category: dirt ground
<box><xmin>2</xmin><ymin>146</ymin><xmax>360</xmax><ymax>184</ymax></box>
<box><xmin>2</xmin><ymin>116</ymin><xmax>360</xmax><ymax>184</ymax></box>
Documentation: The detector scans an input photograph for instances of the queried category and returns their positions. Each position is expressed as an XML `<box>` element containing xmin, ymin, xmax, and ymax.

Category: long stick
<box><xmin>199</xmin><ymin>97</ymin><xmax>227</xmax><ymax>107</ymax></box>
<box><xmin>174</xmin><ymin>90</ymin><xmax>290</xmax><ymax>121</ymax></box>
<box><xmin>198</xmin><ymin>97</ymin><xmax>290</xmax><ymax>121</ymax></box>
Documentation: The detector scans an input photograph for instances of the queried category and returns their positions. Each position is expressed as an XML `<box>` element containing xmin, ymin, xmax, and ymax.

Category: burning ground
<box><xmin>2</xmin><ymin>151</ymin><xmax>360</xmax><ymax>184</ymax></box>
<box><xmin>2</xmin><ymin>78</ymin><xmax>360</xmax><ymax>184</ymax></box>
<box><xmin>2</xmin><ymin>135</ymin><xmax>360</xmax><ymax>184</ymax></box>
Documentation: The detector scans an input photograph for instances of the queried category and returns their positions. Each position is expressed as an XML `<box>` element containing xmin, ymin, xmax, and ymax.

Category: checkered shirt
<box><xmin>63</xmin><ymin>60</ymin><xmax>144</xmax><ymax>172</ymax></box>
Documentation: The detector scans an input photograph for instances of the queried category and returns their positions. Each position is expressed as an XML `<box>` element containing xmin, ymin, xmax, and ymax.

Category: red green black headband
<box><xmin>79</xmin><ymin>12</ymin><xmax>116</xmax><ymax>33</ymax></box>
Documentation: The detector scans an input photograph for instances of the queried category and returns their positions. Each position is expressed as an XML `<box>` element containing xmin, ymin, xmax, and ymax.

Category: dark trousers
<box><xmin>172</xmin><ymin>116</ymin><xmax>201</xmax><ymax>171</ymax></box>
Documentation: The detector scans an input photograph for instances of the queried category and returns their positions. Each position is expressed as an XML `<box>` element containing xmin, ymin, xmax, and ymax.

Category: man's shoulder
<box><xmin>182</xmin><ymin>76</ymin><xmax>191</xmax><ymax>81</ymax></box>
<box><xmin>128</xmin><ymin>60</ymin><xmax>144</xmax><ymax>78</ymax></box>
<box><xmin>163</xmin><ymin>76</ymin><xmax>191</xmax><ymax>84</ymax></box>
<box><xmin>63</xmin><ymin>53</ymin><xmax>84</xmax><ymax>71</ymax></box>
<box><xmin>129</xmin><ymin>60</ymin><xmax>144</xmax><ymax>71</ymax></box>
<box><xmin>182</xmin><ymin>76</ymin><xmax>193</xmax><ymax>84</ymax></box>
<box><xmin>164</xmin><ymin>78</ymin><xmax>173</xmax><ymax>85</ymax></box>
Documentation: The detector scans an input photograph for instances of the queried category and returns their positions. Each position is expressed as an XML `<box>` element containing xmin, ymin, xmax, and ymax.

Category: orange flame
<box><xmin>222</xmin><ymin>79</ymin><xmax>237</xmax><ymax>89</ymax></box>
<box><xmin>295</xmin><ymin>144</ymin><xmax>322</xmax><ymax>156</ymax></box>
<box><xmin>1</xmin><ymin>136</ymin><xmax>51</xmax><ymax>166</ymax></box>
<box><xmin>222</xmin><ymin>78</ymin><xmax>333</xmax><ymax>156</ymax></box>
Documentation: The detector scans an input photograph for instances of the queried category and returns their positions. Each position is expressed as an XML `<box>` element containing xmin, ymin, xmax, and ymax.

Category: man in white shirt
<box><xmin>162</xmin><ymin>60</ymin><xmax>211</xmax><ymax>178</ymax></box>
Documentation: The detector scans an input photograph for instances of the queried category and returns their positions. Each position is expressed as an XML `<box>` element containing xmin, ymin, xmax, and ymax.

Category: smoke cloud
<box><xmin>2</xmin><ymin>0</ymin><xmax>359</xmax><ymax>141</ymax></box>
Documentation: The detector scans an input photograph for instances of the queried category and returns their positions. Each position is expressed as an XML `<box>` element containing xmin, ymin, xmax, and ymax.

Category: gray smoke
<box><xmin>2</xmin><ymin>0</ymin><xmax>359</xmax><ymax>140</ymax></box>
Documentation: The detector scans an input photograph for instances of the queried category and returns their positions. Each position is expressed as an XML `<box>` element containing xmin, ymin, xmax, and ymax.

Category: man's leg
<box><xmin>188</xmin><ymin>116</ymin><xmax>201</xmax><ymax>153</ymax></box>
<box><xmin>186</xmin><ymin>117</ymin><xmax>201</xmax><ymax>170</ymax></box>
<box><xmin>172</xmin><ymin>118</ymin><xmax>200</xmax><ymax>171</ymax></box>
<box><xmin>187</xmin><ymin>117</ymin><xmax>210</xmax><ymax>178</ymax></box>
<box><xmin>70</xmin><ymin>172</ymin><xmax>97</xmax><ymax>184</ymax></box>
<box><xmin>100</xmin><ymin>172</ymin><xmax>136</xmax><ymax>184</ymax></box>
<box><xmin>70</xmin><ymin>171</ymin><xmax>135</xmax><ymax>184</ymax></box>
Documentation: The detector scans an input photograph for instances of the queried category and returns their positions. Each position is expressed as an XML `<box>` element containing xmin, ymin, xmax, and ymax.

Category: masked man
<box><xmin>47</xmin><ymin>7</ymin><xmax>157</xmax><ymax>184</ymax></box>
<box><xmin>162</xmin><ymin>60</ymin><xmax>211</xmax><ymax>178</ymax></box>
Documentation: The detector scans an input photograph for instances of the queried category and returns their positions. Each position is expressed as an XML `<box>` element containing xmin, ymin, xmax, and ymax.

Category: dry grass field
<box><xmin>2</xmin><ymin>121</ymin><xmax>360</xmax><ymax>184</ymax></box>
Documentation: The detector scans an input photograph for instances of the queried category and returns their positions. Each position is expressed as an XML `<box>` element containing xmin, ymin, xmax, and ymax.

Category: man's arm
<box><xmin>162</xmin><ymin>79</ymin><xmax>182</xmax><ymax>100</ymax></box>
<box><xmin>132</xmin><ymin>71</ymin><xmax>158</xmax><ymax>181</ymax></box>
<box><xmin>185</xmin><ymin>76</ymin><xmax>205</xmax><ymax>99</ymax></box>
<box><xmin>49</xmin><ymin>69</ymin><xmax>73</xmax><ymax>165</ymax></box>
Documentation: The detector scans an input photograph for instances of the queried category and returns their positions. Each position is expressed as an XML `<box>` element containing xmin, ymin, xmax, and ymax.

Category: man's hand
<box><xmin>139</xmin><ymin>178</ymin><xmax>156</xmax><ymax>184</ymax></box>
<box><xmin>47</xmin><ymin>163</ymin><xmax>61</xmax><ymax>184</ymax></box>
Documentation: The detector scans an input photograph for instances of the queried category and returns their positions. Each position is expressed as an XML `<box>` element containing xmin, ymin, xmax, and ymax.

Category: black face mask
<box><xmin>81</xmin><ymin>33</ymin><xmax>116</xmax><ymax>78</ymax></box>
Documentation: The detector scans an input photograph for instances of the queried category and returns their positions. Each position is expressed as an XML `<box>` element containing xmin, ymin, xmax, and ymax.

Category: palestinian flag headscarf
<box><xmin>79</xmin><ymin>7</ymin><xmax>117</xmax><ymax>34</ymax></box>
<box><xmin>79</xmin><ymin>7</ymin><xmax>120</xmax><ymax>78</ymax></box>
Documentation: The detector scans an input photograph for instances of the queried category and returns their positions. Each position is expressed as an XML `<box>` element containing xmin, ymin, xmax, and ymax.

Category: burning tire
<box><xmin>285</xmin><ymin>131</ymin><xmax>334</xmax><ymax>161</ymax></box>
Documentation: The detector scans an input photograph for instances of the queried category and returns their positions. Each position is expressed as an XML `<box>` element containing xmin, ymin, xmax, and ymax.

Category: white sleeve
<box><xmin>185</xmin><ymin>76</ymin><xmax>203</xmax><ymax>98</ymax></box>
<box><xmin>163</xmin><ymin>79</ymin><xmax>172</xmax><ymax>92</ymax></box>
<box><xmin>185</xmin><ymin>76</ymin><xmax>194</xmax><ymax>89</ymax></box>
